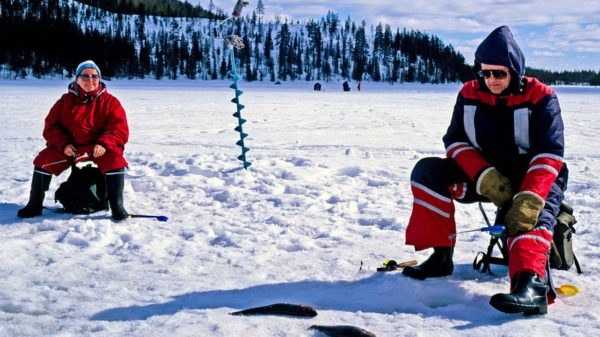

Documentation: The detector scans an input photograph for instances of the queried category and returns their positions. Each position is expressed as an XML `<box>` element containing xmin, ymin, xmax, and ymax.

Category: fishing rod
<box><xmin>448</xmin><ymin>225</ymin><xmax>506</xmax><ymax>240</ymax></box>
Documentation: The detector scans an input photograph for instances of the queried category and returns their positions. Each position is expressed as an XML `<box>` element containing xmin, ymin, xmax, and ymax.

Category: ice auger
<box><xmin>226</xmin><ymin>36</ymin><xmax>251</xmax><ymax>170</ymax></box>
<box><xmin>219</xmin><ymin>1</ymin><xmax>251</xmax><ymax>170</ymax></box>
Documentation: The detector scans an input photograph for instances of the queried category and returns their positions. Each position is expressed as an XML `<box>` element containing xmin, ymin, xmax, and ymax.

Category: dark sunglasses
<box><xmin>79</xmin><ymin>74</ymin><xmax>100</xmax><ymax>80</ymax></box>
<box><xmin>478</xmin><ymin>69</ymin><xmax>508</xmax><ymax>79</ymax></box>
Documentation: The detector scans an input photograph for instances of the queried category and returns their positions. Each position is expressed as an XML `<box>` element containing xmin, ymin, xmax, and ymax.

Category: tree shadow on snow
<box><xmin>90</xmin><ymin>268</ymin><xmax>513</xmax><ymax>328</ymax></box>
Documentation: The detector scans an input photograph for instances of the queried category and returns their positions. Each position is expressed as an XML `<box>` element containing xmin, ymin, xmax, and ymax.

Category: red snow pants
<box><xmin>405</xmin><ymin>157</ymin><xmax>565</xmax><ymax>281</ymax></box>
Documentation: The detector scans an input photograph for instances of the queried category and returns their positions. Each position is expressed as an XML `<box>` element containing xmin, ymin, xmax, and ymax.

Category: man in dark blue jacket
<box><xmin>402</xmin><ymin>26</ymin><xmax>567</xmax><ymax>315</ymax></box>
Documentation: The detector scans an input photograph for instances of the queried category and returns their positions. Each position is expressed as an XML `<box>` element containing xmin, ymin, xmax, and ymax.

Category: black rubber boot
<box><xmin>402</xmin><ymin>247</ymin><xmax>454</xmax><ymax>280</ymax></box>
<box><xmin>17</xmin><ymin>168</ymin><xmax>52</xmax><ymax>218</ymax></box>
<box><xmin>105</xmin><ymin>168</ymin><xmax>129</xmax><ymax>221</ymax></box>
<box><xmin>489</xmin><ymin>272</ymin><xmax>548</xmax><ymax>315</ymax></box>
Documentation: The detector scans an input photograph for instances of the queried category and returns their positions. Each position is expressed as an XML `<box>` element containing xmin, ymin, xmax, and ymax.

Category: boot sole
<box><xmin>402</xmin><ymin>267</ymin><xmax>453</xmax><ymax>280</ymax></box>
<box><xmin>489</xmin><ymin>297</ymin><xmax>548</xmax><ymax>315</ymax></box>
<box><xmin>17</xmin><ymin>213</ymin><xmax>42</xmax><ymax>219</ymax></box>
<box><xmin>17</xmin><ymin>209</ymin><xmax>43</xmax><ymax>218</ymax></box>
<box><xmin>111</xmin><ymin>215</ymin><xmax>130</xmax><ymax>221</ymax></box>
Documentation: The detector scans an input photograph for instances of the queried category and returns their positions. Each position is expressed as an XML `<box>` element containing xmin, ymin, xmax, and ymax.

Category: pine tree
<box><xmin>220</xmin><ymin>56</ymin><xmax>227</xmax><ymax>79</ymax></box>
<box><xmin>333</xmin><ymin>40</ymin><xmax>340</xmax><ymax>77</ymax></box>
<box><xmin>256</xmin><ymin>0</ymin><xmax>265</xmax><ymax>16</ymax></box>
<box><xmin>189</xmin><ymin>32</ymin><xmax>201</xmax><ymax>77</ymax></box>
<box><xmin>180</xmin><ymin>35</ymin><xmax>189</xmax><ymax>76</ymax></box>
<box><xmin>341</xmin><ymin>38</ymin><xmax>350</xmax><ymax>79</ymax></box>
<box><xmin>371</xmin><ymin>55</ymin><xmax>381</xmax><ymax>81</ymax></box>
<box><xmin>352</xmin><ymin>25</ymin><xmax>368</xmax><ymax>81</ymax></box>
<box><xmin>383</xmin><ymin>24</ymin><xmax>392</xmax><ymax>60</ymax></box>
<box><xmin>374</xmin><ymin>23</ymin><xmax>383</xmax><ymax>55</ymax></box>
<box><xmin>264</xmin><ymin>27</ymin><xmax>273</xmax><ymax>59</ymax></box>
<box><xmin>392</xmin><ymin>54</ymin><xmax>400</xmax><ymax>83</ymax></box>
<box><xmin>276</xmin><ymin>22</ymin><xmax>290</xmax><ymax>80</ymax></box>
<box><xmin>139</xmin><ymin>39</ymin><xmax>152</xmax><ymax>77</ymax></box>
<box><xmin>167</xmin><ymin>38</ymin><xmax>179</xmax><ymax>79</ymax></box>
<box><xmin>155</xmin><ymin>45</ymin><xmax>164</xmax><ymax>79</ymax></box>
<box><xmin>245</xmin><ymin>63</ymin><xmax>253</xmax><ymax>81</ymax></box>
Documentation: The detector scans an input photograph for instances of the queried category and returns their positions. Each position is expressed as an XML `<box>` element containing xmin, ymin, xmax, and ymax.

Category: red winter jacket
<box><xmin>43</xmin><ymin>82</ymin><xmax>129</xmax><ymax>155</ymax></box>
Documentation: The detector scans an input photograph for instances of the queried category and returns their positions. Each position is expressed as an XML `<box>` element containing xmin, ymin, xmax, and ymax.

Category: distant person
<box><xmin>17</xmin><ymin>60</ymin><xmax>130</xmax><ymax>221</ymax></box>
<box><xmin>314</xmin><ymin>82</ymin><xmax>322</xmax><ymax>91</ymax></box>
<box><xmin>343</xmin><ymin>81</ymin><xmax>350</xmax><ymax>92</ymax></box>
<box><xmin>401</xmin><ymin>26</ymin><xmax>567</xmax><ymax>316</ymax></box>
<box><xmin>357</xmin><ymin>81</ymin><xmax>361</xmax><ymax>91</ymax></box>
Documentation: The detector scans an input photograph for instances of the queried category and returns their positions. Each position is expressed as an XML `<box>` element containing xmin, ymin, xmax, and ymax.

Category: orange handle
<box><xmin>397</xmin><ymin>260</ymin><xmax>418</xmax><ymax>268</ymax></box>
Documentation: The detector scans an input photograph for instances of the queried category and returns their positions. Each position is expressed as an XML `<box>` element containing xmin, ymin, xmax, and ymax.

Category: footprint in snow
<box><xmin>338</xmin><ymin>166</ymin><xmax>364</xmax><ymax>177</ymax></box>
<box><xmin>367</xmin><ymin>178</ymin><xmax>388</xmax><ymax>187</ymax></box>
<box><xmin>210</xmin><ymin>235</ymin><xmax>239</xmax><ymax>248</ymax></box>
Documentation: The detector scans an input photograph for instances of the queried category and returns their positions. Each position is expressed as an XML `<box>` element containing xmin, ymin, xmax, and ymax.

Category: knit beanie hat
<box><xmin>75</xmin><ymin>60</ymin><xmax>101</xmax><ymax>78</ymax></box>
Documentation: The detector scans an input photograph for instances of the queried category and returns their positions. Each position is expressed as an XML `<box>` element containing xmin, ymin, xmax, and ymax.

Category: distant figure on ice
<box><xmin>401</xmin><ymin>26</ymin><xmax>567</xmax><ymax>316</ymax></box>
<box><xmin>313</xmin><ymin>82</ymin><xmax>322</xmax><ymax>91</ymax></box>
<box><xmin>17</xmin><ymin>60</ymin><xmax>130</xmax><ymax>221</ymax></box>
<box><xmin>342</xmin><ymin>81</ymin><xmax>350</xmax><ymax>92</ymax></box>
<box><xmin>357</xmin><ymin>81</ymin><xmax>361</xmax><ymax>91</ymax></box>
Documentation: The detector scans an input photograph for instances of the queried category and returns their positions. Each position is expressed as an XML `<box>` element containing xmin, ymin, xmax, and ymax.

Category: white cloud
<box><xmin>532</xmin><ymin>50</ymin><xmax>565</xmax><ymax>57</ymax></box>
<box><xmin>373</xmin><ymin>16</ymin><xmax>489</xmax><ymax>33</ymax></box>
<box><xmin>194</xmin><ymin>1</ymin><xmax>600</xmax><ymax>33</ymax></box>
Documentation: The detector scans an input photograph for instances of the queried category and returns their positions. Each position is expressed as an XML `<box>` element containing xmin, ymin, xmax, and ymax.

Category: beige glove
<box><xmin>504</xmin><ymin>193</ymin><xmax>544</xmax><ymax>236</ymax></box>
<box><xmin>477</xmin><ymin>167</ymin><xmax>513</xmax><ymax>207</ymax></box>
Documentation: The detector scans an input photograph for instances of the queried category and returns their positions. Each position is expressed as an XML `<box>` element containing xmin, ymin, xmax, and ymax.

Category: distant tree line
<box><xmin>262</xmin><ymin>13</ymin><xmax>472</xmax><ymax>83</ymax></box>
<box><xmin>526</xmin><ymin>67</ymin><xmax>600</xmax><ymax>86</ymax></box>
<box><xmin>1</xmin><ymin>0</ymin><xmax>471</xmax><ymax>83</ymax></box>
<box><xmin>0</xmin><ymin>0</ymin><xmax>138</xmax><ymax>78</ymax></box>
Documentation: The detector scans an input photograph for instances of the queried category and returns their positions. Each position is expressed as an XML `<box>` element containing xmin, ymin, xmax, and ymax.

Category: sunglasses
<box><xmin>478</xmin><ymin>69</ymin><xmax>508</xmax><ymax>79</ymax></box>
<box><xmin>79</xmin><ymin>74</ymin><xmax>100</xmax><ymax>80</ymax></box>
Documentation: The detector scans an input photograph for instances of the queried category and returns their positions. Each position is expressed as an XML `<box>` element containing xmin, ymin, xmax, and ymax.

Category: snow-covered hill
<box><xmin>1</xmin><ymin>79</ymin><xmax>599</xmax><ymax>336</ymax></box>
<box><xmin>1</xmin><ymin>0</ymin><xmax>467</xmax><ymax>83</ymax></box>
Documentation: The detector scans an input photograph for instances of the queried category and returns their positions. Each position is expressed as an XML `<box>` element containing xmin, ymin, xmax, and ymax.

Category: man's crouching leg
<box><xmin>403</xmin><ymin>157</ymin><xmax>464</xmax><ymax>280</ymax></box>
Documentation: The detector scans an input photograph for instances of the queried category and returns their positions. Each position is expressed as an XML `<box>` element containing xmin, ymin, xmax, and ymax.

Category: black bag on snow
<box><xmin>54</xmin><ymin>165</ymin><xmax>109</xmax><ymax>214</ymax></box>
<box><xmin>549</xmin><ymin>202</ymin><xmax>581</xmax><ymax>273</ymax></box>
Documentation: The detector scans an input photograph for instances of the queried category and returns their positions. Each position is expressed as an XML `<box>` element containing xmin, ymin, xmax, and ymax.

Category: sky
<box><xmin>193</xmin><ymin>0</ymin><xmax>600</xmax><ymax>71</ymax></box>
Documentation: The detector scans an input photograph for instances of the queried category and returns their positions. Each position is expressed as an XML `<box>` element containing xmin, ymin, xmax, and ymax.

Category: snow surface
<box><xmin>1</xmin><ymin>79</ymin><xmax>599</xmax><ymax>336</ymax></box>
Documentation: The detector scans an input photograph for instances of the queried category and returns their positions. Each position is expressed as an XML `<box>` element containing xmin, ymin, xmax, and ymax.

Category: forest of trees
<box><xmin>0</xmin><ymin>0</ymin><xmax>138</xmax><ymax>78</ymax></box>
<box><xmin>1</xmin><ymin>0</ymin><xmax>597</xmax><ymax>85</ymax></box>
<box><xmin>526</xmin><ymin>67</ymin><xmax>600</xmax><ymax>86</ymax></box>
<box><xmin>0</xmin><ymin>0</ymin><xmax>471</xmax><ymax>82</ymax></box>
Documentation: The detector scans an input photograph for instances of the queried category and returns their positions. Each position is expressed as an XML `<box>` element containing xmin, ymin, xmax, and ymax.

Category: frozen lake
<box><xmin>1</xmin><ymin>79</ymin><xmax>599</xmax><ymax>336</ymax></box>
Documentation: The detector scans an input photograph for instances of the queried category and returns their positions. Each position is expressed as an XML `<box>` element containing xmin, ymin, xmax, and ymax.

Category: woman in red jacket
<box><xmin>18</xmin><ymin>60</ymin><xmax>130</xmax><ymax>220</ymax></box>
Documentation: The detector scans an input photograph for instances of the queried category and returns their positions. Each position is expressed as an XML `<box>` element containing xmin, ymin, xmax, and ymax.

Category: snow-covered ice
<box><xmin>1</xmin><ymin>79</ymin><xmax>599</xmax><ymax>336</ymax></box>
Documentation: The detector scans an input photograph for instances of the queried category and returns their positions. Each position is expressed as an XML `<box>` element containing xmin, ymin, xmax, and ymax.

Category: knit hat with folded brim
<box><xmin>75</xmin><ymin>60</ymin><xmax>101</xmax><ymax>78</ymax></box>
